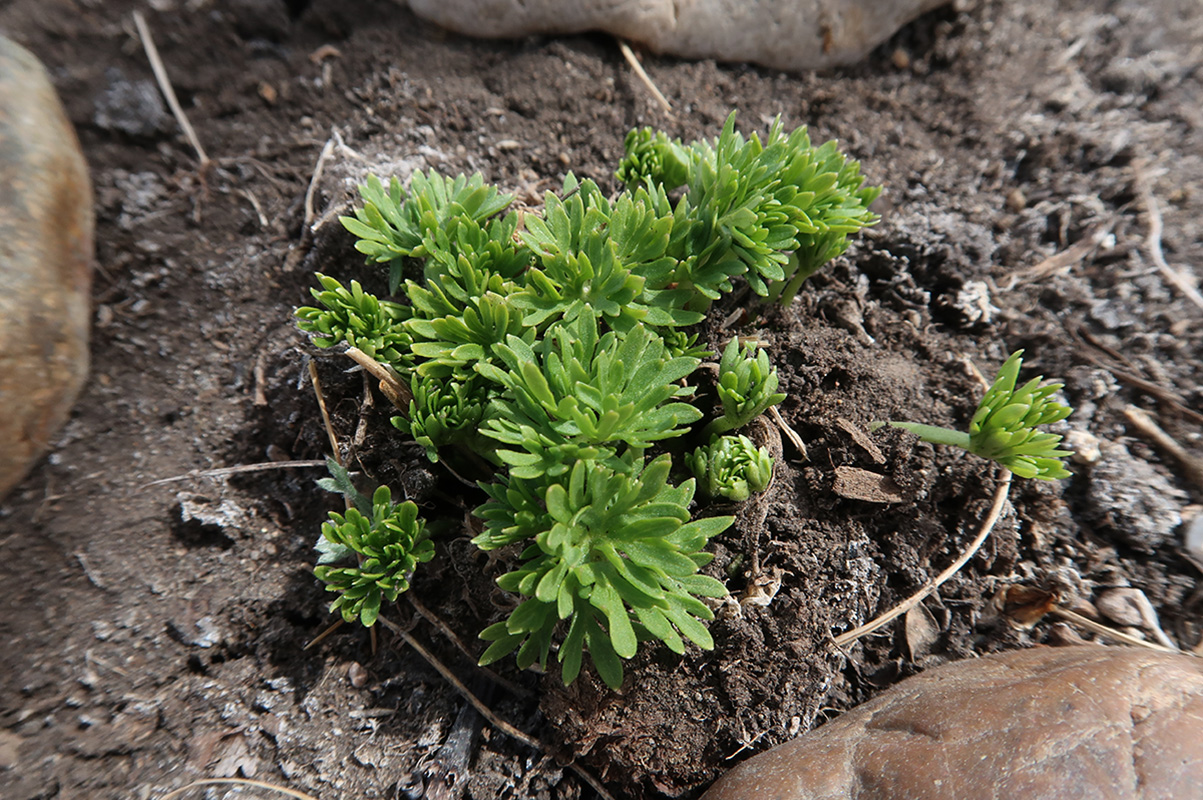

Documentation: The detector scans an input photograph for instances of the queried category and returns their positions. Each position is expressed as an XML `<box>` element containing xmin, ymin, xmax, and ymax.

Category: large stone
<box><xmin>0</xmin><ymin>38</ymin><xmax>93</xmax><ymax>499</ymax></box>
<box><xmin>702</xmin><ymin>646</ymin><xmax>1203</xmax><ymax>800</ymax></box>
<box><xmin>403</xmin><ymin>0</ymin><xmax>949</xmax><ymax>72</ymax></box>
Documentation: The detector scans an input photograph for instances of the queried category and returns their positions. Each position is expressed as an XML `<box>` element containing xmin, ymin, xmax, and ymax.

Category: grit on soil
<box><xmin>1</xmin><ymin>1</ymin><xmax>1201</xmax><ymax>798</ymax></box>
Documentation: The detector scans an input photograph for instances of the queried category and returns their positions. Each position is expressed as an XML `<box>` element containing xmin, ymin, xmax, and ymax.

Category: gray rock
<box><xmin>403</xmin><ymin>0</ymin><xmax>950</xmax><ymax>72</ymax></box>
<box><xmin>1084</xmin><ymin>442</ymin><xmax>1186</xmax><ymax>552</ymax></box>
<box><xmin>0</xmin><ymin>38</ymin><xmax>93</xmax><ymax>499</ymax></box>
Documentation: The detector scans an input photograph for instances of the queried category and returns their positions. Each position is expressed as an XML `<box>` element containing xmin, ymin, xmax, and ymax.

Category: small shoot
<box><xmin>878</xmin><ymin>350</ymin><xmax>1073</xmax><ymax>480</ymax></box>
<box><xmin>689</xmin><ymin>434</ymin><xmax>774</xmax><ymax>502</ymax></box>
<box><xmin>313</xmin><ymin>459</ymin><xmax>434</xmax><ymax>626</ymax></box>
<box><xmin>296</xmin><ymin>273</ymin><xmax>413</xmax><ymax>371</ymax></box>
<box><xmin>705</xmin><ymin>338</ymin><xmax>787</xmax><ymax>436</ymax></box>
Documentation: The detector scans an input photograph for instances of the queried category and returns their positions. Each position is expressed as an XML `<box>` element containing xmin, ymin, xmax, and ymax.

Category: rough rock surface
<box><xmin>403</xmin><ymin>0</ymin><xmax>950</xmax><ymax>71</ymax></box>
<box><xmin>0</xmin><ymin>37</ymin><xmax>93</xmax><ymax>499</ymax></box>
<box><xmin>701</xmin><ymin>646</ymin><xmax>1203</xmax><ymax>800</ymax></box>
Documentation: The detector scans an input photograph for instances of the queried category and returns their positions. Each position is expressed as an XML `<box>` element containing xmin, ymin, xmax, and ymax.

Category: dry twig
<box><xmin>619</xmin><ymin>40</ymin><xmax>672</xmax><ymax>114</ymax></box>
<box><xmin>344</xmin><ymin>346</ymin><xmax>413</xmax><ymax>411</ymax></box>
<box><xmin>159</xmin><ymin>778</ymin><xmax>321</xmax><ymax>800</ymax></box>
<box><xmin>833</xmin><ymin>469</ymin><xmax>1013</xmax><ymax>648</ymax></box>
<box><xmin>133</xmin><ymin>11</ymin><xmax>209</xmax><ymax>167</ymax></box>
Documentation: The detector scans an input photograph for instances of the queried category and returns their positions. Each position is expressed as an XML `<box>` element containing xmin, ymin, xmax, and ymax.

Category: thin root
<box><xmin>833</xmin><ymin>469</ymin><xmax>1013</xmax><ymax>648</ymax></box>
<box><xmin>158</xmin><ymin>778</ymin><xmax>321</xmax><ymax>800</ymax></box>
<box><xmin>375</xmin><ymin>615</ymin><xmax>617</xmax><ymax>800</ymax></box>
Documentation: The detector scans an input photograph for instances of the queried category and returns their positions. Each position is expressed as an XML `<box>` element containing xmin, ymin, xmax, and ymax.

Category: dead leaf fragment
<box><xmin>832</xmin><ymin>467</ymin><xmax>903</xmax><ymax>503</ymax></box>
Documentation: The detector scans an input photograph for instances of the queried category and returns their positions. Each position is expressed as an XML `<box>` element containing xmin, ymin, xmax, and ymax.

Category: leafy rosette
<box><xmin>394</xmin><ymin>374</ymin><xmax>497</xmax><ymax>464</ymax></box>
<box><xmin>515</xmin><ymin>175</ymin><xmax>700</xmax><ymax>332</ymax></box>
<box><xmin>339</xmin><ymin>171</ymin><xmax>518</xmax><ymax>293</ymax></box>
<box><xmin>476</xmin><ymin>317</ymin><xmax>703</xmax><ymax>479</ymax></box>
<box><xmin>313</xmin><ymin>463</ymin><xmax>435</xmax><ymax>627</ymax></box>
<box><xmin>705</xmin><ymin>338</ymin><xmax>787</xmax><ymax>436</ymax></box>
<box><xmin>296</xmin><ymin>273</ymin><xmax>413</xmax><ymax>370</ymax></box>
<box><xmin>881</xmin><ymin>350</ymin><xmax>1074</xmax><ymax>480</ymax></box>
<box><xmin>618</xmin><ymin>112</ymin><xmax>881</xmax><ymax>308</ymax></box>
<box><xmin>690</xmin><ymin>434</ymin><xmax>774</xmax><ymax>502</ymax></box>
<box><xmin>474</xmin><ymin>455</ymin><xmax>732</xmax><ymax>689</ymax></box>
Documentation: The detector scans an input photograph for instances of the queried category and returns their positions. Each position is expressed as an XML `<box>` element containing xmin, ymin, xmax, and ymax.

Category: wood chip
<box><xmin>834</xmin><ymin>417</ymin><xmax>886</xmax><ymax>464</ymax></box>
<box><xmin>832</xmin><ymin>466</ymin><xmax>902</xmax><ymax>503</ymax></box>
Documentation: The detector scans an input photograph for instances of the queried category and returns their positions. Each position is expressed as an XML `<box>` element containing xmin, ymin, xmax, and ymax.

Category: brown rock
<box><xmin>0</xmin><ymin>37</ymin><xmax>93</xmax><ymax>499</ymax></box>
<box><xmin>403</xmin><ymin>0</ymin><xmax>950</xmax><ymax>72</ymax></box>
<box><xmin>701</xmin><ymin>646</ymin><xmax>1203</xmax><ymax>800</ymax></box>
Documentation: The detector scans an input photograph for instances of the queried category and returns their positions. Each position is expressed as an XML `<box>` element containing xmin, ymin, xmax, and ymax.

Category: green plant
<box><xmin>474</xmin><ymin>455</ymin><xmax>731</xmax><ymax>688</ymax></box>
<box><xmin>296</xmin><ymin>273</ymin><xmax>413</xmax><ymax>370</ymax></box>
<box><xmin>616</xmin><ymin>113</ymin><xmax>882</xmax><ymax>308</ymax></box>
<box><xmin>313</xmin><ymin>459</ymin><xmax>435</xmax><ymax>626</ymax></box>
<box><xmin>877</xmin><ymin>350</ymin><xmax>1074</xmax><ymax>480</ymax></box>
<box><xmin>689</xmin><ymin>434</ymin><xmax>774</xmax><ymax>502</ymax></box>
<box><xmin>297</xmin><ymin>114</ymin><xmax>879</xmax><ymax>686</ymax></box>
<box><xmin>705</xmin><ymin>338</ymin><xmax>787</xmax><ymax>436</ymax></box>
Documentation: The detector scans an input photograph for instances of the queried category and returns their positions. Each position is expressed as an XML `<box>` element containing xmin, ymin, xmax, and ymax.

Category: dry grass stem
<box><xmin>1049</xmin><ymin>605</ymin><xmax>1184</xmax><ymax>655</ymax></box>
<box><xmin>158</xmin><ymin>778</ymin><xmax>322</xmax><ymax>800</ymax></box>
<box><xmin>133</xmin><ymin>11</ymin><xmax>210</xmax><ymax>166</ymax></box>
<box><xmin>619</xmin><ymin>40</ymin><xmax>672</xmax><ymax>114</ymax></box>
<box><xmin>1136</xmin><ymin>169</ymin><xmax>1203</xmax><ymax>311</ymax></box>
<box><xmin>142</xmin><ymin>460</ymin><xmax>326</xmax><ymax>488</ymax></box>
<box><xmin>1123</xmin><ymin>406</ymin><xmax>1203</xmax><ymax>491</ymax></box>
<box><xmin>833</xmin><ymin>469</ymin><xmax>1013</xmax><ymax>647</ymax></box>
<box><xmin>1001</xmin><ymin>216</ymin><xmax>1117</xmax><ymax>289</ymax></box>
<box><xmin>309</xmin><ymin>361</ymin><xmax>342</xmax><ymax>463</ymax></box>
<box><xmin>304</xmin><ymin>136</ymin><xmax>336</xmax><ymax>229</ymax></box>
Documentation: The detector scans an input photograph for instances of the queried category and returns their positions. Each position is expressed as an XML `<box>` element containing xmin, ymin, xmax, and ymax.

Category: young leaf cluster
<box><xmin>706</xmin><ymin>338</ymin><xmax>787</xmax><ymax>436</ymax></box>
<box><xmin>475</xmin><ymin>456</ymin><xmax>730</xmax><ymax>688</ymax></box>
<box><xmin>880</xmin><ymin>350</ymin><xmax>1074</xmax><ymax>480</ymax></box>
<box><xmin>689</xmin><ymin>434</ymin><xmax>774</xmax><ymax>502</ymax></box>
<box><xmin>297</xmin><ymin>116</ymin><xmax>879</xmax><ymax>687</ymax></box>
<box><xmin>312</xmin><ymin>460</ymin><xmax>435</xmax><ymax>626</ymax></box>
<box><xmin>616</xmin><ymin>112</ymin><xmax>882</xmax><ymax>307</ymax></box>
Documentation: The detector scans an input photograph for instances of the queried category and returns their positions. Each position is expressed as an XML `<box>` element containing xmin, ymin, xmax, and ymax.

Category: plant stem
<box><xmin>882</xmin><ymin>421</ymin><xmax>972</xmax><ymax>451</ymax></box>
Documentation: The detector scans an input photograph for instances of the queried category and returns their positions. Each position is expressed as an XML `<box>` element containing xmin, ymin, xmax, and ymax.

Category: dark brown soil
<box><xmin>2</xmin><ymin>1</ymin><xmax>1201</xmax><ymax>798</ymax></box>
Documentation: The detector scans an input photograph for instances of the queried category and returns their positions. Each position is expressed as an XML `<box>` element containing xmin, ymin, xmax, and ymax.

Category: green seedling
<box><xmin>313</xmin><ymin>459</ymin><xmax>434</xmax><ymax>626</ymax></box>
<box><xmin>705</xmin><ymin>338</ymin><xmax>787</xmax><ymax>436</ymax></box>
<box><xmin>877</xmin><ymin>350</ymin><xmax>1074</xmax><ymax>480</ymax></box>
<box><xmin>690</xmin><ymin>434</ymin><xmax>775</xmax><ymax>502</ymax></box>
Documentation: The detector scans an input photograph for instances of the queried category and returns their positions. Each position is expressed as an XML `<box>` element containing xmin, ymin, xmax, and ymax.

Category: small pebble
<box><xmin>348</xmin><ymin>661</ymin><xmax>369</xmax><ymax>689</ymax></box>
<box><xmin>0</xmin><ymin>37</ymin><xmax>93</xmax><ymax>499</ymax></box>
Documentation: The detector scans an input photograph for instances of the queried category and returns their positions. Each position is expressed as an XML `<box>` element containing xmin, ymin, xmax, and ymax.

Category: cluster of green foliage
<box><xmin>879</xmin><ymin>350</ymin><xmax>1074</xmax><ymax>480</ymax></box>
<box><xmin>313</xmin><ymin>459</ymin><xmax>435</xmax><ymax>626</ymax></box>
<box><xmin>690</xmin><ymin>435</ymin><xmax>774</xmax><ymax>502</ymax></box>
<box><xmin>297</xmin><ymin>114</ymin><xmax>883</xmax><ymax>687</ymax></box>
